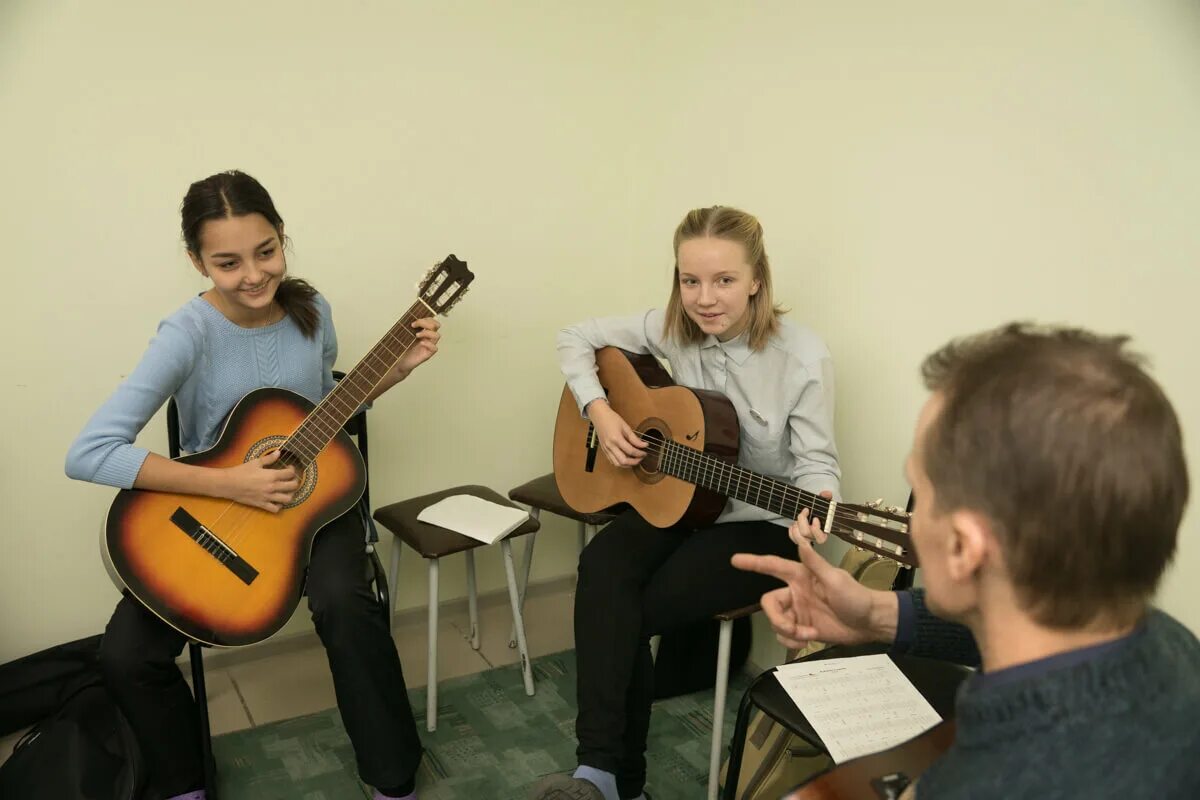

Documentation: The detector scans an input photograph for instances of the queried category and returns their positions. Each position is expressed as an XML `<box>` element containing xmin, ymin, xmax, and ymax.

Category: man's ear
<box><xmin>188</xmin><ymin>250</ymin><xmax>207</xmax><ymax>278</ymax></box>
<box><xmin>946</xmin><ymin>509</ymin><xmax>991</xmax><ymax>582</ymax></box>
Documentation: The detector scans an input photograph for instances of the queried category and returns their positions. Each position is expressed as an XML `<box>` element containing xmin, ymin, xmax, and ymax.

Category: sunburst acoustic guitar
<box><xmin>102</xmin><ymin>255</ymin><xmax>474</xmax><ymax>647</ymax></box>
<box><xmin>553</xmin><ymin>347</ymin><xmax>915</xmax><ymax>566</ymax></box>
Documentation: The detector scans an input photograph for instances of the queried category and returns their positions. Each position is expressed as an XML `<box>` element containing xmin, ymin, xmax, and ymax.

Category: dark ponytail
<box><xmin>273</xmin><ymin>277</ymin><xmax>320</xmax><ymax>337</ymax></box>
<box><xmin>180</xmin><ymin>170</ymin><xmax>320</xmax><ymax>338</ymax></box>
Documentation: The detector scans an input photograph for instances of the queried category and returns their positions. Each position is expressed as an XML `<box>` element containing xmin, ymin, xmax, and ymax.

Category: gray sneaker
<box><xmin>530</xmin><ymin>773</ymin><xmax>606</xmax><ymax>800</ymax></box>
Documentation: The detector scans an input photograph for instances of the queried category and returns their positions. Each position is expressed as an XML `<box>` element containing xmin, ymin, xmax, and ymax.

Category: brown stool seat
<box><xmin>373</xmin><ymin>484</ymin><xmax>541</xmax><ymax>558</ymax></box>
<box><xmin>507</xmin><ymin>473</ymin><xmax>623</xmax><ymax>527</ymax></box>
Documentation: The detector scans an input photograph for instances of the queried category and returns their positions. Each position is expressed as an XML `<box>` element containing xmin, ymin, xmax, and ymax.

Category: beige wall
<box><xmin>2</xmin><ymin>1</ymin><xmax>1197</xmax><ymax>667</ymax></box>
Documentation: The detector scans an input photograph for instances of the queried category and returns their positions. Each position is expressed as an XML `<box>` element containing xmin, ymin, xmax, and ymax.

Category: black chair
<box><xmin>722</xmin><ymin>643</ymin><xmax>970</xmax><ymax>800</ymax></box>
<box><xmin>166</xmin><ymin>371</ymin><xmax>388</xmax><ymax>799</ymax></box>
<box><xmin>719</xmin><ymin>492</ymin><xmax>927</xmax><ymax>799</ymax></box>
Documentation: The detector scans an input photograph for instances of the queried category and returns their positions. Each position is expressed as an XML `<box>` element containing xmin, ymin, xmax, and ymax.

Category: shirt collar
<box><xmin>702</xmin><ymin>330</ymin><xmax>754</xmax><ymax>365</ymax></box>
<box><xmin>969</xmin><ymin>624</ymin><xmax>1141</xmax><ymax>692</ymax></box>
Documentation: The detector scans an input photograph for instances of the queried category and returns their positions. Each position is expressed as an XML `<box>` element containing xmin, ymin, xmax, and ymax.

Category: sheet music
<box><xmin>774</xmin><ymin>654</ymin><xmax>942</xmax><ymax>764</ymax></box>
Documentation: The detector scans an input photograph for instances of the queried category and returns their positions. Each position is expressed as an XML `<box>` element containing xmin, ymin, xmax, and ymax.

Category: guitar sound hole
<box><xmin>245</xmin><ymin>436</ymin><xmax>317</xmax><ymax>509</ymax></box>
<box><xmin>633</xmin><ymin>422</ymin><xmax>672</xmax><ymax>484</ymax></box>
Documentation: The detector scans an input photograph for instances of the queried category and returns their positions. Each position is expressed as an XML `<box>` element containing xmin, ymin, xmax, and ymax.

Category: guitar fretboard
<box><xmin>281</xmin><ymin>300</ymin><xmax>428</xmax><ymax>468</ymax></box>
<box><xmin>657</xmin><ymin>438</ymin><xmax>833</xmax><ymax>521</ymax></box>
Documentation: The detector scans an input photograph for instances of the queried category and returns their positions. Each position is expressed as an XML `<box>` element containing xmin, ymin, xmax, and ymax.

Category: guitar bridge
<box><xmin>170</xmin><ymin>508</ymin><xmax>259</xmax><ymax>586</ymax></box>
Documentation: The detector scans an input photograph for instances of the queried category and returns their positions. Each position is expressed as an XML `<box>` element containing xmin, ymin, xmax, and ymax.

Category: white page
<box><xmin>774</xmin><ymin>654</ymin><xmax>943</xmax><ymax>764</ymax></box>
<box><xmin>416</xmin><ymin>495</ymin><xmax>530</xmax><ymax>545</ymax></box>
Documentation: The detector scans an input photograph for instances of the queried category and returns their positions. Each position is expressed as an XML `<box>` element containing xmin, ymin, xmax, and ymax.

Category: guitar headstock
<box><xmin>417</xmin><ymin>254</ymin><xmax>474</xmax><ymax>315</ymax></box>
<box><xmin>828</xmin><ymin>499</ymin><xmax>918</xmax><ymax>568</ymax></box>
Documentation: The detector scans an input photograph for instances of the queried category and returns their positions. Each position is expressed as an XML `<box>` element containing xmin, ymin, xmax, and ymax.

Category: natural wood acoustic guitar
<box><xmin>553</xmin><ymin>347</ymin><xmax>915</xmax><ymax>565</ymax></box>
<box><xmin>102</xmin><ymin>255</ymin><xmax>474</xmax><ymax>647</ymax></box>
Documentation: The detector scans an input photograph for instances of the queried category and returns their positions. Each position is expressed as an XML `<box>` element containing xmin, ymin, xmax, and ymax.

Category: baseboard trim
<box><xmin>189</xmin><ymin>575</ymin><xmax>778</xmax><ymax>679</ymax></box>
<box><xmin>190</xmin><ymin>573</ymin><xmax>577</xmax><ymax>671</ymax></box>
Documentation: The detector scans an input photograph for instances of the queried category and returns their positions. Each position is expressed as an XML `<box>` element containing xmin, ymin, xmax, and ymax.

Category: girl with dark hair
<box><xmin>66</xmin><ymin>170</ymin><xmax>434</xmax><ymax>800</ymax></box>
<box><xmin>533</xmin><ymin>206</ymin><xmax>841</xmax><ymax>800</ymax></box>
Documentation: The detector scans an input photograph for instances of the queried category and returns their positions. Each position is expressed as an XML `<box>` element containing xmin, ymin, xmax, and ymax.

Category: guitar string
<box><xmin>215</xmin><ymin>304</ymin><xmax>429</xmax><ymax>549</ymax></box>
<box><xmin>281</xmin><ymin>303</ymin><xmax>426</xmax><ymax>462</ymax></box>
<box><xmin>627</xmin><ymin>429</ymin><xmax>913</xmax><ymax>559</ymax></box>
<box><xmin>609</xmin><ymin>429</ymin><xmax>902</xmax><ymax>536</ymax></box>
<box><xmin>157</xmin><ymin>267</ymin><xmax>465</xmax><ymax>631</ymax></box>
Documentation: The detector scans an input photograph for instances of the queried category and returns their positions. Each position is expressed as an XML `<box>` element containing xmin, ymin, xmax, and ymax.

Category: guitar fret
<box><xmin>283</xmin><ymin>302</ymin><xmax>427</xmax><ymax>468</ymax></box>
<box><xmin>665</xmin><ymin>440</ymin><xmax>834</xmax><ymax>526</ymax></box>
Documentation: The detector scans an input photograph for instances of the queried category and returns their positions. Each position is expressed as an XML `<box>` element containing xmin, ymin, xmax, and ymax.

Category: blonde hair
<box><xmin>663</xmin><ymin>206</ymin><xmax>785</xmax><ymax>350</ymax></box>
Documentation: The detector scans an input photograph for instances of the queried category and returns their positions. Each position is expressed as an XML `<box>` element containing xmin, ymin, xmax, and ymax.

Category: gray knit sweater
<box><xmin>906</xmin><ymin>592</ymin><xmax>1200</xmax><ymax>799</ymax></box>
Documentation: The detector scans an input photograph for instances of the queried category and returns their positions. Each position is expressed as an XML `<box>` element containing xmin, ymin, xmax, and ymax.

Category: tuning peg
<box><xmin>866</xmin><ymin>498</ymin><xmax>883</xmax><ymax>509</ymax></box>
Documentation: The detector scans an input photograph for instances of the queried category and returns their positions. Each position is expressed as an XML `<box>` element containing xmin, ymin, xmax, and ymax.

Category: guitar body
<box><xmin>553</xmin><ymin>347</ymin><xmax>740</xmax><ymax>528</ymax></box>
<box><xmin>103</xmin><ymin>387</ymin><xmax>366</xmax><ymax>647</ymax></box>
<box><xmin>783</xmin><ymin>722</ymin><xmax>956</xmax><ymax>800</ymax></box>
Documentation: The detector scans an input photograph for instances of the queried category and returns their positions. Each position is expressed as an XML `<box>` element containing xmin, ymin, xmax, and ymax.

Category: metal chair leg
<box><xmin>426</xmin><ymin>557</ymin><xmax>440</xmax><ymax>732</ymax></box>
<box><xmin>189</xmin><ymin>642</ymin><xmax>219</xmax><ymax>800</ymax></box>
<box><xmin>388</xmin><ymin>537</ymin><xmax>402</xmax><ymax>631</ymax></box>
<box><xmin>502</xmin><ymin>539</ymin><xmax>535</xmax><ymax>696</ymax></box>
<box><xmin>466</xmin><ymin>550</ymin><xmax>480</xmax><ymax>650</ymax></box>
<box><xmin>509</xmin><ymin>509</ymin><xmax>540</xmax><ymax>648</ymax></box>
<box><xmin>708</xmin><ymin>619</ymin><xmax>734</xmax><ymax>800</ymax></box>
<box><xmin>366</xmin><ymin>544</ymin><xmax>390</xmax><ymax>625</ymax></box>
<box><xmin>721</xmin><ymin>670</ymin><xmax>770</xmax><ymax>800</ymax></box>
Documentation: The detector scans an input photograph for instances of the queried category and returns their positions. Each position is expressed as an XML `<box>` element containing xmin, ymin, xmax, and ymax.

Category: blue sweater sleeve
<box><xmin>65</xmin><ymin>313</ymin><xmax>200</xmax><ymax>489</ymax></box>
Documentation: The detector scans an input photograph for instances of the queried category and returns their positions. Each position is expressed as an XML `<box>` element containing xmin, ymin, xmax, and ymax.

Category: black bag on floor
<box><xmin>0</xmin><ymin>635</ymin><xmax>104</xmax><ymax>737</ymax></box>
<box><xmin>0</xmin><ymin>637</ymin><xmax>147</xmax><ymax>800</ymax></box>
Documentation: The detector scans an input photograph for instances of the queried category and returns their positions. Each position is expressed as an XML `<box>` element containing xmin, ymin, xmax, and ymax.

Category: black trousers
<box><xmin>99</xmin><ymin>509</ymin><xmax>423</xmax><ymax>798</ymax></box>
<box><xmin>573</xmin><ymin>510</ymin><xmax>797</xmax><ymax>798</ymax></box>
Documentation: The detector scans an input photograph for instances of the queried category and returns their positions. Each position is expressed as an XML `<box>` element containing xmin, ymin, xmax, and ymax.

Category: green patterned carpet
<box><xmin>213</xmin><ymin>650</ymin><xmax>749</xmax><ymax>799</ymax></box>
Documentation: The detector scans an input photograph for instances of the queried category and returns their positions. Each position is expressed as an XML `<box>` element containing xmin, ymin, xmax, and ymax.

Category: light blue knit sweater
<box><xmin>65</xmin><ymin>294</ymin><xmax>337</xmax><ymax>489</ymax></box>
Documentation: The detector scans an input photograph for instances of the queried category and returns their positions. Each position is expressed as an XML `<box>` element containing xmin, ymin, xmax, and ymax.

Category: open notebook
<box><xmin>416</xmin><ymin>494</ymin><xmax>531</xmax><ymax>545</ymax></box>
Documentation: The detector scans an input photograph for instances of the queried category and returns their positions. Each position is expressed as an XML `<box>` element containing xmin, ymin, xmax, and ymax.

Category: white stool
<box><xmin>373</xmin><ymin>485</ymin><xmax>542</xmax><ymax>731</ymax></box>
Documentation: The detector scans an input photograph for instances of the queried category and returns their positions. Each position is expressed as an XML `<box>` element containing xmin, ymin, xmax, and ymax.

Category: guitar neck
<box><xmin>654</xmin><ymin>437</ymin><xmax>917</xmax><ymax>566</ymax></box>
<box><xmin>658</xmin><ymin>438</ymin><xmax>832</xmax><ymax>522</ymax></box>
<box><xmin>282</xmin><ymin>299</ymin><xmax>431</xmax><ymax>467</ymax></box>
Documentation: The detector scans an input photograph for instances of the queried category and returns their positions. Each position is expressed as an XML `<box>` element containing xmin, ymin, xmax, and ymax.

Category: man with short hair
<box><xmin>734</xmin><ymin>323</ymin><xmax>1199</xmax><ymax>799</ymax></box>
